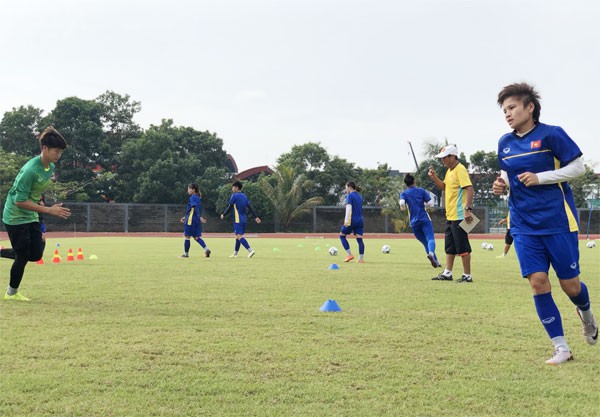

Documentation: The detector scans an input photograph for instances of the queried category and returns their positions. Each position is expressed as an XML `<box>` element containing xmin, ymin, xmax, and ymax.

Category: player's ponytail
<box><xmin>346</xmin><ymin>181</ymin><xmax>361</xmax><ymax>192</ymax></box>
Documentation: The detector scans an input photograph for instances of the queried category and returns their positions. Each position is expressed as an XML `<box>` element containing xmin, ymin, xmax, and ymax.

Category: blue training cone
<box><xmin>328</xmin><ymin>263</ymin><xmax>339</xmax><ymax>270</ymax></box>
<box><xmin>320</xmin><ymin>299</ymin><xmax>342</xmax><ymax>312</ymax></box>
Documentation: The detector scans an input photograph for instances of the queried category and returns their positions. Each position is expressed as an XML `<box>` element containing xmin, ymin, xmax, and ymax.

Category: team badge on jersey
<box><xmin>531</xmin><ymin>140</ymin><xmax>541</xmax><ymax>149</ymax></box>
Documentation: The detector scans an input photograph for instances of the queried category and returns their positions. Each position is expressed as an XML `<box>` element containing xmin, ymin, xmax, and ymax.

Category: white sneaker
<box><xmin>576</xmin><ymin>308</ymin><xmax>599</xmax><ymax>345</ymax></box>
<box><xmin>545</xmin><ymin>349</ymin><xmax>573</xmax><ymax>365</ymax></box>
<box><xmin>248</xmin><ymin>250</ymin><xmax>255</xmax><ymax>258</ymax></box>
<box><xmin>229</xmin><ymin>253</ymin><xmax>238</xmax><ymax>258</ymax></box>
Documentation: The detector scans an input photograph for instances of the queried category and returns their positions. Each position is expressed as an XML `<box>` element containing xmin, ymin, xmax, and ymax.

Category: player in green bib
<box><xmin>3</xmin><ymin>126</ymin><xmax>71</xmax><ymax>301</ymax></box>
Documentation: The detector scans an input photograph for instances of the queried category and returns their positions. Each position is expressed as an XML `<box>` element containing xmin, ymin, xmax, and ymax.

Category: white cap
<box><xmin>435</xmin><ymin>144</ymin><xmax>458</xmax><ymax>158</ymax></box>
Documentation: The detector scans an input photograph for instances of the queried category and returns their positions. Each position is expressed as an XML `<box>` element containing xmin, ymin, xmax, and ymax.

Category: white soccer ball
<box><xmin>481</xmin><ymin>242</ymin><xmax>489</xmax><ymax>250</ymax></box>
<box><xmin>586</xmin><ymin>241</ymin><xmax>596</xmax><ymax>248</ymax></box>
<box><xmin>381</xmin><ymin>244</ymin><xmax>391</xmax><ymax>254</ymax></box>
<box><xmin>487</xmin><ymin>243</ymin><xmax>494</xmax><ymax>251</ymax></box>
<box><xmin>328</xmin><ymin>246</ymin><xmax>338</xmax><ymax>256</ymax></box>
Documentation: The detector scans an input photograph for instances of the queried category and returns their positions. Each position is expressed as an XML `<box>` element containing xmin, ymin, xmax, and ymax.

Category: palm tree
<box><xmin>259</xmin><ymin>164</ymin><xmax>324</xmax><ymax>232</ymax></box>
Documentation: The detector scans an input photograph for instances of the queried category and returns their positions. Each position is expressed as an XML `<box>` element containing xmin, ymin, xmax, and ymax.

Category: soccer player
<box><xmin>496</xmin><ymin>216</ymin><xmax>513</xmax><ymax>258</ymax></box>
<box><xmin>339</xmin><ymin>181</ymin><xmax>365</xmax><ymax>263</ymax></box>
<box><xmin>428</xmin><ymin>144</ymin><xmax>474</xmax><ymax>283</ymax></box>
<box><xmin>220</xmin><ymin>181</ymin><xmax>261</xmax><ymax>258</ymax></box>
<box><xmin>3</xmin><ymin>126</ymin><xmax>71</xmax><ymax>301</ymax></box>
<box><xmin>179</xmin><ymin>183</ymin><xmax>211</xmax><ymax>258</ymax></box>
<box><xmin>399</xmin><ymin>173</ymin><xmax>441</xmax><ymax>268</ymax></box>
<box><xmin>493</xmin><ymin>82</ymin><xmax>597</xmax><ymax>365</ymax></box>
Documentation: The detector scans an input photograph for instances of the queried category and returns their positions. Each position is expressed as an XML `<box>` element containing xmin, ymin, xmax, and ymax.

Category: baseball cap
<box><xmin>435</xmin><ymin>144</ymin><xmax>458</xmax><ymax>158</ymax></box>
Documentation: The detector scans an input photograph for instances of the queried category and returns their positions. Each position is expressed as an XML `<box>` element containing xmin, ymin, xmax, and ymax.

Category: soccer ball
<box><xmin>381</xmin><ymin>244</ymin><xmax>391</xmax><ymax>254</ymax></box>
<box><xmin>328</xmin><ymin>246</ymin><xmax>338</xmax><ymax>256</ymax></box>
<box><xmin>586</xmin><ymin>241</ymin><xmax>596</xmax><ymax>248</ymax></box>
<box><xmin>481</xmin><ymin>242</ymin><xmax>489</xmax><ymax>249</ymax></box>
<box><xmin>487</xmin><ymin>243</ymin><xmax>494</xmax><ymax>251</ymax></box>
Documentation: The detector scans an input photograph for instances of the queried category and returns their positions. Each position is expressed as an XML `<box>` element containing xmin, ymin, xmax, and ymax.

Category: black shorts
<box><xmin>445</xmin><ymin>220</ymin><xmax>471</xmax><ymax>255</ymax></box>
<box><xmin>4</xmin><ymin>222</ymin><xmax>45</xmax><ymax>261</ymax></box>
<box><xmin>505</xmin><ymin>229</ymin><xmax>513</xmax><ymax>245</ymax></box>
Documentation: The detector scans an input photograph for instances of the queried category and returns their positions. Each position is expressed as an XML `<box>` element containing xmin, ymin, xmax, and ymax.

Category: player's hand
<box><xmin>517</xmin><ymin>172</ymin><xmax>539</xmax><ymax>187</ymax></box>
<box><xmin>427</xmin><ymin>167</ymin><xmax>437</xmax><ymax>179</ymax></box>
<box><xmin>201</xmin><ymin>217</ymin><xmax>207</xmax><ymax>224</ymax></box>
<box><xmin>255</xmin><ymin>217</ymin><xmax>261</xmax><ymax>224</ymax></box>
<box><xmin>180</xmin><ymin>216</ymin><xmax>185</xmax><ymax>223</ymax></box>
<box><xmin>49</xmin><ymin>203</ymin><xmax>71</xmax><ymax>219</ymax></box>
<box><xmin>464</xmin><ymin>211</ymin><xmax>473</xmax><ymax>224</ymax></box>
<box><xmin>220</xmin><ymin>214</ymin><xmax>224</xmax><ymax>220</ymax></box>
<box><xmin>492</xmin><ymin>176</ymin><xmax>507</xmax><ymax>195</ymax></box>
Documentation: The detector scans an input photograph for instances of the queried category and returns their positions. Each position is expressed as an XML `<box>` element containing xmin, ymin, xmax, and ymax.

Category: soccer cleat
<box><xmin>205</xmin><ymin>249</ymin><xmax>211</xmax><ymax>258</ymax></box>
<box><xmin>427</xmin><ymin>253</ymin><xmax>441</xmax><ymax>268</ymax></box>
<box><xmin>4</xmin><ymin>292</ymin><xmax>30</xmax><ymax>301</ymax></box>
<box><xmin>229</xmin><ymin>254</ymin><xmax>238</xmax><ymax>258</ymax></box>
<box><xmin>343</xmin><ymin>255</ymin><xmax>355</xmax><ymax>263</ymax></box>
<box><xmin>178</xmin><ymin>254</ymin><xmax>189</xmax><ymax>258</ymax></box>
<box><xmin>357</xmin><ymin>259</ymin><xmax>365</xmax><ymax>263</ymax></box>
<box><xmin>576</xmin><ymin>308</ymin><xmax>598</xmax><ymax>345</ymax></box>
<box><xmin>248</xmin><ymin>251</ymin><xmax>255</xmax><ymax>258</ymax></box>
<box><xmin>545</xmin><ymin>349</ymin><xmax>573</xmax><ymax>365</ymax></box>
<box><xmin>432</xmin><ymin>273</ymin><xmax>452</xmax><ymax>281</ymax></box>
<box><xmin>456</xmin><ymin>275</ymin><xmax>473</xmax><ymax>283</ymax></box>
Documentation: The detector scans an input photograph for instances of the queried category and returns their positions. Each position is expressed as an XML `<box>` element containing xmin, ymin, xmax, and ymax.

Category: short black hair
<box><xmin>39</xmin><ymin>126</ymin><xmax>67</xmax><ymax>149</ymax></box>
<box><xmin>497</xmin><ymin>82</ymin><xmax>542</xmax><ymax>123</ymax></box>
<box><xmin>232</xmin><ymin>180</ymin><xmax>243</xmax><ymax>190</ymax></box>
<box><xmin>403</xmin><ymin>173</ymin><xmax>415</xmax><ymax>187</ymax></box>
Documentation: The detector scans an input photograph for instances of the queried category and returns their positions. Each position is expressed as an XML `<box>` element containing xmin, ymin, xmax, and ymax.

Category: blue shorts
<box><xmin>512</xmin><ymin>232</ymin><xmax>580</xmax><ymax>279</ymax></box>
<box><xmin>233</xmin><ymin>223</ymin><xmax>246</xmax><ymax>235</ymax></box>
<box><xmin>183</xmin><ymin>222</ymin><xmax>202</xmax><ymax>237</ymax></box>
<box><xmin>340</xmin><ymin>222</ymin><xmax>364</xmax><ymax>236</ymax></box>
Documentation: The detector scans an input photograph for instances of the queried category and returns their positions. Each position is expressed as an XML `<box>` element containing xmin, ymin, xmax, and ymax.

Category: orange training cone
<box><xmin>52</xmin><ymin>249</ymin><xmax>61</xmax><ymax>263</ymax></box>
<box><xmin>76</xmin><ymin>248</ymin><xmax>84</xmax><ymax>260</ymax></box>
<box><xmin>36</xmin><ymin>258</ymin><xmax>44</xmax><ymax>264</ymax></box>
<box><xmin>67</xmin><ymin>248</ymin><xmax>75</xmax><ymax>262</ymax></box>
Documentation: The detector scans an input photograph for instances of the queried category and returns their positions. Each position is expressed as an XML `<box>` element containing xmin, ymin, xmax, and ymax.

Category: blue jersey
<box><xmin>226</xmin><ymin>192</ymin><xmax>255</xmax><ymax>224</ymax></box>
<box><xmin>400</xmin><ymin>186</ymin><xmax>432</xmax><ymax>227</ymax></box>
<box><xmin>498</xmin><ymin>122</ymin><xmax>581</xmax><ymax>235</ymax></box>
<box><xmin>185</xmin><ymin>194</ymin><xmax>202</xmax><ymax>226</ymax></box>
<box><xmin>344</xmin><ymin>191</ymin><xmax>363</xmax><ymax>226</ymax></box>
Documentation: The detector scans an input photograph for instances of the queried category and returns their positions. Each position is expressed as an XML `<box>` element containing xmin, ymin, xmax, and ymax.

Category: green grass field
<box><xmin>1</xmin><ymin>236</ymin><xmax>599</xmax><ymax>417</ymax></box>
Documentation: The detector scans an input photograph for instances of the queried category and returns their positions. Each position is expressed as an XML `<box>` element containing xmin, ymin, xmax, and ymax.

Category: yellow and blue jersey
<box><xmin>498</xmin><ymin>123</ymin><xmax>581</xmax><ymax>235</ymax></box>
<box><xmin>443</xmin><ymin>163</ymin><xmax>472</xmax><ymax>221</ymax></box>
<box><xmin>400</xmin><ymin>186</ymin><xmax>432</xmax><ymax>226</ymax></box>
<box><xmin>224</xmin><ymin>192</ymin><xmax>257</xmax><ymax>224</ymax></box>
<box><xmin>185</xmin><ymin>194</ymin><xmax>202</xmax><ymax>226</ymax></box>
<box><xmin>344</xmin><ymin>191</ymin><xmax>363</xmax><ymax>226</ymax></box>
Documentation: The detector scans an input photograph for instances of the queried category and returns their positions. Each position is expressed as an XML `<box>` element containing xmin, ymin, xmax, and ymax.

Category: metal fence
<box><xmin>1</xmin><ymin>202</ymin><xmax>598</xmax><ymax>235</ymax></box>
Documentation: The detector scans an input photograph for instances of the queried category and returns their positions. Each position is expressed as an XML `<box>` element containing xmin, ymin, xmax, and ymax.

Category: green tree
<box><xmin>469</xmin><ymin>150</ymin><xmax>502</xmax><ymax>207</ymax></box>
<box><xmin>570</xmin><ymin>163</ymin><xmax>599</xmax><ymax>208</ymax></box>
<box><xmin>116</xmin><ymin>120</ymin><xmax>228</xmax><ymax>205</ymax></box>
<box><xmin>356</xmin><ymin>163</ymin><xmax>394</xmax><ymax>206</ymax></box>
<box><xmin>259</xmin><ymin>165</ymin><xmax>324</xmax><ymax>232</ymax></box>
<box><xmin>0</xmin><ymin>149</ymin><xmax>27</xmax><ymax>202</ymax></box>
<box><xmin>96</xmin><ymin>91</ymin><xmax>143</xmax><ymax>168</ymax></box>
<box><xmin>0</xmin><ymin>105</ymin><xmax>45</xmax><ymax>156</ymax></box>
<box><xmin>277</xmin><ymin>142</ymin><xmax>359</xmax><ymax>205</ymax></box>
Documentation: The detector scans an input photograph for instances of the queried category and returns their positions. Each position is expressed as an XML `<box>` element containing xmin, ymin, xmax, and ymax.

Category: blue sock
<box><xmin>569</xmin><ymin>282</ymin><xmax>591</xmax><ymax>311</ymax></box>
<box><xmin>357</xmin><ymin>238</ymin><xmax>364</xmax><ymax>255</ymax></box>
<box><xmin>427</xmin><ymin>238</ymin><xmax>436</xmax><ymax>254</ymax></box>
<box><xmin>533</xmin><ymin>292</ymin><xmax>564</xmax><ymax>339</ymax></box>
<box><xmin>340</xmin><ymin>236</ymin><xmax>350</xmax><ymax>251</ymax></box>
<box><xmin>235</xmin><ymin>240</ymin><xmax>241</xmax><ymax>252</ymax></box>
<box><xmin>195</xmin><ymin>238</ymin><xmax>206</xmax><ymax>249</ymax></box>
<box><xmin>184</xmin><ymin>240</ymin><xmax>190</xmax><ymax>253</ymax></box>
<box><xmin>239</xmin><ymin>238</ymin><xmax>250</xmax><ymax>250</ymax></box>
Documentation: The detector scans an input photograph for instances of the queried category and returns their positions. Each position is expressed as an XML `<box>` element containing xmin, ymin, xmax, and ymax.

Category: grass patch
<box><xmin>1</xmin><ymin>236</ymin><xmax>599</xmax><ymax>416</ymax></box>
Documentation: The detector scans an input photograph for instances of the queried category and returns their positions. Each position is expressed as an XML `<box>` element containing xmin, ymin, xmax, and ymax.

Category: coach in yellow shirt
<box><xmin>428</xmin><ymin>145</ymin><xmax>474</xmax><ymax>283</ymax></box>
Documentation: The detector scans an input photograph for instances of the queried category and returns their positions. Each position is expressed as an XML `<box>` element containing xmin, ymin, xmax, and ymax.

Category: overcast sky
<box><xmin>1</xmin><ymin>0</ymin><xmax>599</xmax><ymax>173</ymax></box>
